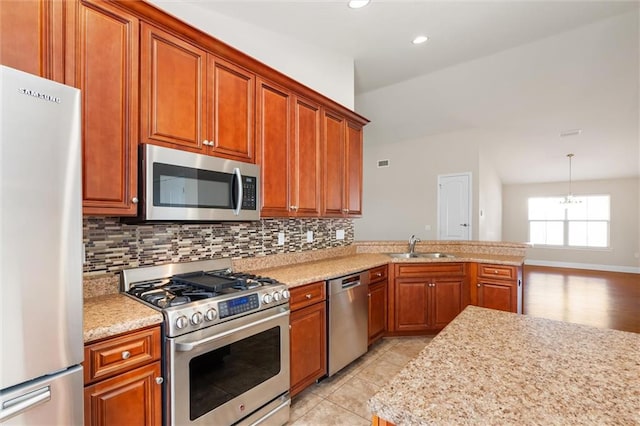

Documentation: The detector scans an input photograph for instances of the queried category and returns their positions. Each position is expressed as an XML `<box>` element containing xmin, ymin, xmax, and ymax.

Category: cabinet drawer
<box><xmin>368</xmin><ymin>265</ymin><xmax>388</xmax><ymax>284</ymax></box>
<box><xmin>84</xmin><ymin>326</ymin><xmax>161</xmax><ymax>385</ymax></box>
<box><xmin>478</xmin><ymin>264</ymin><xmax>517</xmax><ymax>281</ymax></box>
<box><xmin>290</xmin><ymin>281</ymin><xmax>326</xmax><ymax>311</ymax></box>
<box><xmin>395</xmin><ymin>263</ymin><xmax>465</xmax><ymax>278</ymax></box>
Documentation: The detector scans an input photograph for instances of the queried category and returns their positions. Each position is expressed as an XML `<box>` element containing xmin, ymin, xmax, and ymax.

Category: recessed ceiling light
<box><xmin>348</xmin><ymin>0</ymin><xmax>370</xmax><ymax>9</ymax></box>
<box><xmin>560</xmin><ymin>129</ymin><xmax>582</xmax><ymax>137</ymax></box>
<box><xmin>412</xmin><ymin>35</ymin><xmax>429</xmax><ymax>45</ymax></box>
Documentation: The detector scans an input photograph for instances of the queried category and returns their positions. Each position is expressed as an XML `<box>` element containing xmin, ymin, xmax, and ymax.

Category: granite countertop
<box><xmin>83</xmin><ymin>293</ymin><xmax>163</xmax><ymax>343</ymax></box>
<box><xmin>249</xmin><ymin>253</ymin><xmax>391</xmax><ymax>287</ymax></box>
<box><xmin>369</xmin><ymin>305</ymin><xmax>640</xmax><ymax>425</ymax></box>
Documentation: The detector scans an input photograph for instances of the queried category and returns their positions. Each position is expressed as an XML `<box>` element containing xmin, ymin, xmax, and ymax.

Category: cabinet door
<box><xmin>290</xmin><ymin>302</ymin><xmax>326</xmax><ymax>397</ymax></box>
<box><xmin>395</xmin><ymin>279</ymin><xmax>430</xmax><ymax>331</ymax></box>
<box><xmin>257</xmin><ymin>78</ymin><xmax>291</xmax><ymax>217</ymax></box>
<box><xmin>345</xmin><ymin>121</ymin><xmax>363</xmax><ymax>217</ymax></box>
<box><xmin>140</xmin><ymin>22</ymin><xmax>207</xmax><ymax>150</ymax></box>
<box><xmin>478</xmin><ymin>280</ymin><xmax>517</xmax><ymax>313</ymax></box>
<box><xmin>84</xmin><ymin>361</ymin><xmax>162</xmax><ymax>426</ymax></box>
<box><xmin>0</xmin><ymin>0</ymin><xmax>64</xmax><ymax>82</ymax></box>
<box><xmin>368</xmin><ymin>281</ymin><xmax>387</xmax><ymax>345</ymax></box>
<box><xmin>292</xmin><ymin>96</ymin><xmax>322</xmax><ymax>216</ymax></box>
<box><xmin>209</xmin><ymin>56</ymin><xmax>255</xmax><ymax>162</ymax></box>
<box><xmin>322</xmin><ymin>110</ymin><xmax>346</xmax><ymax>216</ymax></box>
<box><xmin>431</xmin><ymin>278</ymin><xmax>462</xmax><ymax>329</ymax></box>
<box><xmin>74</xmin><ymin>0</ymin><xmax>139</xmax><ymax>215</ymax></box>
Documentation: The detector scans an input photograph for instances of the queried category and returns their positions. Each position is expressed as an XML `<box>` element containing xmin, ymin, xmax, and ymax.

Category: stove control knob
<box><xmin>175</xmin><ymin>315</ymin><xmax>188</xmax><ymax>329</ymax></box>
<box><xmin>273</xmin><ymin>291</ymin><xmax>282</xmax><ymax>302</ymax></box>
<box><xmin>191</xmin><ymin>312</ymin><xmax>203</xmax><ymax>325</ymax></box>
<box><xmin>282</xmin><ymin>289</ymin><xmax>290</xmax><ymax>300</ymax></box>
<box><xmin>205</xmin><ymin>308</ymin><xmax>218</xmax><ymax>321</ymax></box>
<box><xmin>262</xmin><ymin>293</ymin><xmax>273</xmax><ymax>304</ymax></box>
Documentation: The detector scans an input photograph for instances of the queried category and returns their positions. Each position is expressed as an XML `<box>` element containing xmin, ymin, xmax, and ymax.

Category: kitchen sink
<box><xmin>387</xmin><ymin>252</ymin><xmax>455</xmax><ymax>259</ymax></box>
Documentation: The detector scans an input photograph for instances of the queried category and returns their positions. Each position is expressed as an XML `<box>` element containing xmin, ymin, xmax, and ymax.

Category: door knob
<box><xmin>460</xmin><ymin>223</ymin><xmax>469</xmax><ymax>227</ymax></box>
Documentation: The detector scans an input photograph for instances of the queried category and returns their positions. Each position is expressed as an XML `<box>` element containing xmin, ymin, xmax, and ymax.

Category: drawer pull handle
<box><xmin>121</xmin><ymin>351</ymin><xmax>131</xmax><ymax>360</ymax></box>
<box><xmin>155</xmin><ymin>377</ymin><xmax>164</xmax><ymax>385</ymax></box>
<box><xmin>305</xmin><ymin>294</ymin><xmax>312</xmax><ymax>299</ymax></box>
<box><xmin>375</xmin><ymin>273</ymin><xmax>382</xmax><ymax>277</ymax></box>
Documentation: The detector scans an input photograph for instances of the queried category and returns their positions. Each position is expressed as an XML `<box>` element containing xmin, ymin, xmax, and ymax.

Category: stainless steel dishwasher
<box><xmin>327</xmin><ymin>271</ymin><xmax>369</xmax><ymax>376</ymax></box>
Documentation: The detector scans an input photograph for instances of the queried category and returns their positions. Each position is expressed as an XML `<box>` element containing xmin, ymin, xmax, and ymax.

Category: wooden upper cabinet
<box><xmin>140</xmin><ymin>22</ymin><xmax>206</xmax><ymax>151</ymax></box>
<box><xmin>322</xmin><ymin>110</ymin><xmax>363</xmax><ymax>217</ymax></box>
<box><xmin>71</xmin><ymin>0</ymin><xmax>139</xmax><ymax>215</ymax></box>
<box><xmin>322</xmin><ymin>110</ymin><xmax>346</xmax><ymax>216</ymax></box>
<box><xmin>293</xmin><ymin>96</ymin><xmax>322</xmax><ymax>216</ymax></box>
<box><xmin>257</xmin><ymin>78</ymin><xmax>292</xmax><ymax>216</ymax></box>
<box><xmin>209</xmin><ymin>56</ymin><xmax>255</xmax><ymax>162</ymax></box>
<box><xmin>258</xmin><ymin>80</ymin><xmax>322</xmax><ymax>218</ymax></box>
<box><xmin>0</xmin><ymin>0</ymin><xmax>65</xmax><ymax>82</ymax></box>
<box><xmin>346</xmin><ymin>121</ymin><xmax>363</xmax><ymax>216</ymax></box>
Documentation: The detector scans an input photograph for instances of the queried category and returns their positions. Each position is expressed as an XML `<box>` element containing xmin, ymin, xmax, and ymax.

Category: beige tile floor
<box><xmin>287</xmin><ymin>336</ymin><xmax>435</xmax><ymax>426</ymax></box>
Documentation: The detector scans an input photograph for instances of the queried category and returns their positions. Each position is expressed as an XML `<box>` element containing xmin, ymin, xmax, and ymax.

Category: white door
<box><xmin>437</xmin><ymin>173</ymin><xmax>471</xmax><ymax>240</ymax></box>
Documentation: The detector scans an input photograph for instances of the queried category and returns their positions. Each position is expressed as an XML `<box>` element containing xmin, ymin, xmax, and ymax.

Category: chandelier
<box><xmin>560</xmin><ymin>153</ymin><xmax>582</xmax><ymax>206</ymax></box>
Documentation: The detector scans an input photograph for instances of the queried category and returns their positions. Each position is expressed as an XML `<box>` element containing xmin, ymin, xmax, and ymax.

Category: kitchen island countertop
<box><xmin>368</xmin><ymin>305</ymin><xmax>640</xmax><ymax>425</ymax></box>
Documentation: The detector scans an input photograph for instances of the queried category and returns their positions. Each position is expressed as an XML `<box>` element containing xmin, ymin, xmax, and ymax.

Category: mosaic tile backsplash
<box><xmin>84</xmin><ymin>217</ymin><xmax>354</xmax><ymax>275</ymax></box>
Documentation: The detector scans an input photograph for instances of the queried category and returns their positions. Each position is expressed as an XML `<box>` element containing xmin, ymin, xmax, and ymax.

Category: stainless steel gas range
<box><xmin>121</xmin><ymin>259</ymin><xmax>291</xmax><ymax>426</ymax></box>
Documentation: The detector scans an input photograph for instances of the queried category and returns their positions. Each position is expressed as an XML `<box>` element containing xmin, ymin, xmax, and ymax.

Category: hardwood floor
<box><xmin>523</xmin><ymin>265</ymin><xmax>639</xmax><ymax>333</ymax></box>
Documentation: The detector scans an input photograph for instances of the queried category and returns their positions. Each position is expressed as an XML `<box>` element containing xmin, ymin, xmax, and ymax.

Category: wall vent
<box><xmin>377</xmin><ymin>159</ymin><xmax>390</xmax><ymax>168</ymax></box>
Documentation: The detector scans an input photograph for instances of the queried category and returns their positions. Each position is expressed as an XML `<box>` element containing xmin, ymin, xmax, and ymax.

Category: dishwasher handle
<box><xmin>329</xmin><ymin>273</ymin><xmax>366</xmax><ymax>295</ymax></box>
<box><xmin>341</xmin><ymin>279</ymin><xmax>361</xmax><ymax>290</ymax></box>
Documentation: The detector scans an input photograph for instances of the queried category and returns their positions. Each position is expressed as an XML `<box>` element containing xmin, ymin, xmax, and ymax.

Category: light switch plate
<box><xmin>306</xmin><ymin>231</ymin><xmax>313</xmax><ymax>243</ymax></box>
<box><xmin>336</xmin><ymin>229</ymin><xmax>345</xmax><ymax>240</ymax></box>
<box><xmin>277</xmin><ymin>232</ymin><xmax>285</xmax><ymax>246</ymax></box>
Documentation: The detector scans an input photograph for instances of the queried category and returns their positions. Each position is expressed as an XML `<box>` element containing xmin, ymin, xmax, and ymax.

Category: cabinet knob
<box><xmin>375</xmin><ymin>272</ymin><xmax>382</xmax><ymax>277</ymax></box>
<box><xmin>305</xmin><ymin>294</ymin><xmax>312</xmax><ymax>299</ymax></box>
<box><xmin>121</xmin><ymin>351</ymin><xmax>131</xmax><ymax>360</ymax></box>
<box><xmin>155</xmin><ymin>377</ymin><xmax>164</xmax><ymax>385</ymax></box>
<box><xmin>494</xmin><ymin>270</ymin><xmax>499</xmax><ymax>274</ymax></box>
<box><xmin>477</xmin><ymin>283</ymin><xmax>481</xmax><ymax>287</ymax></box>
<box><xmin>342</xmin><ymin>208</ymin><xmax>349</xmax><ymax>213</ymax></box>
<box><xmin>131</xmin><ymin>197</ymin><xmax>139</xmax><ymax>204</ymax></box>
<box><xmin>290</xmin><ymin>205</ymin><xmax>298</xmax><ymax>211</ymax></box>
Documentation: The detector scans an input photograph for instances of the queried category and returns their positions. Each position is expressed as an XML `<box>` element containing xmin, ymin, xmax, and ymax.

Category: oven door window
<box><xmin>153</xmin><ymin>162</ymin><xmax>234</xmax><ymax>209</ymax></box>
<box><xmin>189</xmin><ymin>326</ymin><xmax>281</xmax><ymax>421</ymax></box>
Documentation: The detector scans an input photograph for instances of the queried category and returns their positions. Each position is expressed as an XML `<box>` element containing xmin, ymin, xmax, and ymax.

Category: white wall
<box><xmin>502</xmin><ymin>177</ymin><xmax>640</xmax><ymax>272</ymax></box>
<box><xmin>147</xmin><ymin>0</ymin><xmax>355</xmax><ymax>109</ymax></box>
<box><xmin>354</xmin><ymin>130</ymin><xmax>479</xmax><ymax>241</ymax></box>
<box><xmin>478</xmin><ymin>152</ymin><xmax>502</xmax><ymax>241</ymax></box>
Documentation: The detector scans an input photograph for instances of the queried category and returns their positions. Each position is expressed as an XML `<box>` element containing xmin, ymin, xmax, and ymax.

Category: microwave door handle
<box><xmin>232</xmin><ymin>168</ymin><xmax>243</xmax><ymax>216</ymax></box>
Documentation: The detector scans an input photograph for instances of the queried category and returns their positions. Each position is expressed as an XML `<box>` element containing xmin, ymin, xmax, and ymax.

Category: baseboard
<box><xmin>525</xmin><ymin>259</ymin><xmax>640</xmax><ymax>274</ymax></box>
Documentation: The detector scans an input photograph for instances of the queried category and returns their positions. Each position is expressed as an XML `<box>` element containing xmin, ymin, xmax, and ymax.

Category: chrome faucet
<box><xmin>408</xmin><ymin>235</ymin><xmax>421</xmax><ymax>254</ymax></box>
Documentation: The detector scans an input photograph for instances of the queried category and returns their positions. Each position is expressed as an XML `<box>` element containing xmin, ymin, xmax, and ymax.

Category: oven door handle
<box><xmin>175</xmin><ymin>309</ymin><xmax>289</xmax><ymax>352</ymax></box>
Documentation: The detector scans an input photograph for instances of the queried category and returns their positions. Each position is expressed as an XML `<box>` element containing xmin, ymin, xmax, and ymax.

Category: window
<box><xmin>528</xmin><ymin>195</ymin><xmax>610</xmax><ymax>248</ymax></box>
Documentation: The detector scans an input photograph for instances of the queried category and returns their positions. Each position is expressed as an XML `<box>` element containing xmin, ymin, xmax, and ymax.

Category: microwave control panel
<box><xmin>242</xmin><ymin>176</ymin><xmax>257</xmax><ymax>210</ymax></box>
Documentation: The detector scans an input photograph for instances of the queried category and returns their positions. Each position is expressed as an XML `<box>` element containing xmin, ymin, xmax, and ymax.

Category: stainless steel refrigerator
<box><xmin>0</xmin><ymin>66</ymin><xmax>84</xmax><ymax>424</ymax></box>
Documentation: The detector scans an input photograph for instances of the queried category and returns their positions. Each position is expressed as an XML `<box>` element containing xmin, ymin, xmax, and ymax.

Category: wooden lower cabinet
<box><xmin>84</xmin><ymin>326</ymin><xmax>162</xmax><ymax>426</ymax></box>
<box><xmin>84</xmin><ymin>362</ymin><xmax>161</xmax><ymax>426</ymax></box>
<box><xmin>390</xmin><ymin>263</ymin><xmax>466</xmax><ymax>333</ymax></box>
<box><xmin>472</xmin><ymin>263</ymin><xmax>522</xmax><ymax>313</ymax></box>
<box><xmin>368</xmin><ymin>281</ymin><xmax>387</xmax><ymax>345</ymax></box>
<box><xmin>289</xmin><ymin>282</ymin><xmax>327</xmax><ymax>397</ymax></box>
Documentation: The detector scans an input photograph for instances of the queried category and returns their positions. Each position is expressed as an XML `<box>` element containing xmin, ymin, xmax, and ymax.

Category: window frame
<box><xmin>527</xmin><ymin>194</ymin><xmax>611</xmax><ymax>249</ymax></box>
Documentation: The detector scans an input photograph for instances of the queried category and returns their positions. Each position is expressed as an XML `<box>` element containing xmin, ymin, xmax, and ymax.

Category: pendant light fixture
<box><xmin>560</xmin><ymin>153</ymin><xmax>582</xmax><ymax>207</ymax></box>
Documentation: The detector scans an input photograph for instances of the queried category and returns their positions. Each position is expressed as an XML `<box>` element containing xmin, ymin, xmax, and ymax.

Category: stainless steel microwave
<box><xmin>139</xmin><ymin>144</ymin><xmax>260</xmax><ymax>222</ymax></box>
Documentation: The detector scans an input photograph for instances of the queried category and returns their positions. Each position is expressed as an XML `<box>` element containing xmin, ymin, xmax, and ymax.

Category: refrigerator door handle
<box><xmin>0</xmin><ymin>386</ymin><xmax>51</xmax><ymax>422</ymax></box>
